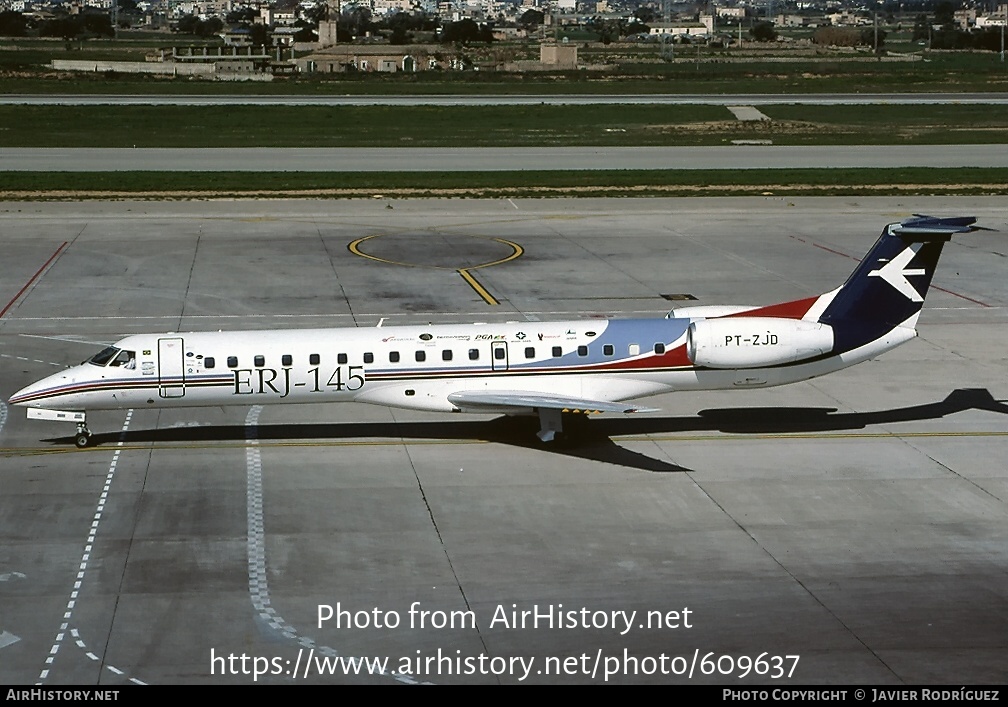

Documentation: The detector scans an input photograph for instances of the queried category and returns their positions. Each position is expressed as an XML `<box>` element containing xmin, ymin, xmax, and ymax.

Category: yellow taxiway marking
<box><xmin>2</xmin><ymin>429</ymin><xmax>1006</xmax><ymax>457</ymax></box>
<box><xmin>457</xmin><ymin>268</ymin><xmax>499</xmax><ymax>305</ymax></box>
<box><xmin>347</xmin><ymin>234</ymin><xmax>523</xmax><ymax>305</ymax></box>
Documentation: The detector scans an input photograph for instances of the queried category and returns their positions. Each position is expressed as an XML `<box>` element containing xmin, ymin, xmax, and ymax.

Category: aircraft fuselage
<box><xmin>10</xmin><ymin>316</ymin><xmax>909</xmax><ymax>416</ymax></box>
<box><xmin>10</xmin><ymin>215</ymin><xmax>980</xmax><ymax>447</ymax></box>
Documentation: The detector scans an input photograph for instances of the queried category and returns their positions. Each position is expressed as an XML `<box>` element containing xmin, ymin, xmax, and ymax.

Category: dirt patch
<box><xmin>643</xmin><ymin>120</ymin><xmax>859</xmax><ymax>138</ymax></box>
<box><xmin>3</xmin><ymin>183</ymin><xmax>1006</xmax><ymax>200</ymax></box>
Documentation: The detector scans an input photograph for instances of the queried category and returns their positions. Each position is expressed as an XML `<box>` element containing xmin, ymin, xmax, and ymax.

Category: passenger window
<box><xmin>281</xmin><ymin>354</ymin><xmax>292</xmax><ymax>366</ymax></box>
<box><xmin>337</xmin><ymin>353</ymin><xmax>348</xmax><ymax>364</ymax></box>
<box><xmin>442</xmin><ymin>350</ymin><xmax>452</xmax><ymax>361</ymax></box>
<box><xmin>577</xmin><ymin>345</ymin><xmax>588</xmax><ymax>357</ymax></box>
<box><xmin>227</xmin><ymin>356</ymin><xmax>238</xmax><ymax>368</ymax></box>
<box><xmin>552</xmin><ymin>346</ymin><xmax>562</xmax><ymax>357</ymax></box>
<box><xmin>364</xmin><ymin>352</ymin><xmax>374</xmax><ymax>364</ymax></box>
<box><xmin>415</xmin><ymin>350</ymin><xmax>426</xmax><ymax>362</ymax></box>
<box><xmin>254</xmin><ymin>355</ymin><xmax>265</xmax><ymax>367</ymax></box>
<box><xmin>494</xmin><ymin>348</ymin><xmax>505</xmax><ymax>360</ymax></box>
<box><xmin>390</xmin><ymin>351</ymin><xmax>400</xmax><ymax>363</ymax></box>
<box><xmin>525</xmin><ymin>347</ymin><xmax>535</xmax><ymax>359</ymax></box>
<box><xmin>205</xmin><ymin>357</ymin><xmax>215</xmax><ymax>369</ymax></box>
<box><xmin>603</xmin><ymin>344</ymin><xmax>614</xmax><ymax>356</ymax></box>
<box><xmin>469</xmin><ymin>349</ymin><xmax>479</xmax><ymax>361</ymax></box>
<box><xmin>629</xmin><ymin>344</ymin><xmax>640</xmax><ymax>356</ymax></box>
<box><xmin>654</xmin><ymin>343</ymin><xmax>665</xmax><ymax>354</ymax></box>
<box><xmin>309</xmin><ymin>353</ymin><xmax>320</xmax><ymax>365</ymax></box>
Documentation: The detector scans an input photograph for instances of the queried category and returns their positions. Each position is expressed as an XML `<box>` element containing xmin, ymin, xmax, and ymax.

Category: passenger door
<box><xmin>158</xmin><ymin>337</ymin><xmax>185</xmax><ymax>398</ymax></box>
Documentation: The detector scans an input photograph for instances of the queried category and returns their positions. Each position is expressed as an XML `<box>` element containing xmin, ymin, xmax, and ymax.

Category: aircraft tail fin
<box><xmin>816</xmin><ymin>215</ymin><xmax>982</xmax><ymax>353</ymax></box>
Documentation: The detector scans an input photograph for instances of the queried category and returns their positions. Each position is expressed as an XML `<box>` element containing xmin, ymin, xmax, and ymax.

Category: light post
<box><xmin>874</xmin><ymin>11</ymin><xmax>878</xmax><ymax>55</ymax></box>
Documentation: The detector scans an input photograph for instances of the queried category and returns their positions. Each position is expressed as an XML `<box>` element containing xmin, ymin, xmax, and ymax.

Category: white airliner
<box><xmin>8</xmin><ymin>215</ymin><xmax>983</xmax><ymax>448</ymax></box>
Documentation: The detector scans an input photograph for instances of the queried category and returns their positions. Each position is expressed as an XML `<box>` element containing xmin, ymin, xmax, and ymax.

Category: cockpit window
<box><xmin>87</xmin><ymin>346</ymin><xmax>120</xmax><ymax>367</ymax></box>
<box><xmin>111</xmin><ymin>349</ymin><xmax>136</xmax><ymax>369</ymax></box>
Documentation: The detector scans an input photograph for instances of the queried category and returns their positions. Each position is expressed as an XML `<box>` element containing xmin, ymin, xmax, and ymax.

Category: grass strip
<box><xmin>1</xmin><ymin>104</ymin><xmax>1006</xmax><ymax>147</ymax></box>
<box><xmin>1</xmin><ymin>50</ymin><xmax>1007</xmax><ymax>95</ymax></box>
<box><xmin>0</xmin><ymin>168</ymin><xmax>1005</xmax><ymax>199</ymax></box>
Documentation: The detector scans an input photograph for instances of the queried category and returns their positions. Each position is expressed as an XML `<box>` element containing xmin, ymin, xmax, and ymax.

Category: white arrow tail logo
<box><xmin>868</xmin><ymin>243</ymin><xmax>926</xmax><ymax>302</ymax></box>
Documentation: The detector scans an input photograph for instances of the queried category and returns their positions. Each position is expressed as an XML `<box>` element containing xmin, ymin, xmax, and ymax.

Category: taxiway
<box><xmin>1</xmin><ymin>197</ymin><xmax>1005</xmax><ymax>684</ymax></box>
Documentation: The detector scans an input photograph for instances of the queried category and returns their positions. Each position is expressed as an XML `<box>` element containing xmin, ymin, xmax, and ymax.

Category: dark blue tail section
<box><xmin>819</xmin><ymin>215</ymin><xmax>979</xmax><ymax>354</ymax></box>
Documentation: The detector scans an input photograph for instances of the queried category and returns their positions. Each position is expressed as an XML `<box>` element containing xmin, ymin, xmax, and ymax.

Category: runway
<box><xmin>4</xmin><ymin>92</ymin><xmax>1008</xmax><ymax>106</ymax></box>
<box><xmin>3</xmin><ymin>145</ymin><xmax>1008</xmax><ymax>171</ymax></box>
<box><xmin>0</xmin><ymin>198</ymin><xmax>1006</xmax><ymax>684</ymax></box>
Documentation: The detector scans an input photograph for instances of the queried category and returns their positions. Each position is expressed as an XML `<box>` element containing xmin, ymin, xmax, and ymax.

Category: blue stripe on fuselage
<box><xmin>505</xmin><ymin>318</ymin><xmax>690</xmax><ymax>370</ymax></box>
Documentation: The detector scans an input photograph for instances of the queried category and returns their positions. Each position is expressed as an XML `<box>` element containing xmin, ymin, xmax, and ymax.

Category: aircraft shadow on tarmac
<box><xmin>46</xmin><ymin>388</ymin><xmax>1008</xmax><ymax>474</ymax></box>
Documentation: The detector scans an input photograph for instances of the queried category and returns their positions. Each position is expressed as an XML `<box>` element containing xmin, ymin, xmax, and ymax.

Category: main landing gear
<box><xmin>537</xmin><ymin>408</ymin><xmax>563</xmax><ymax>443</ymax></box>
<box><xmin>75</xmin><ymin>422</ymin><xmax>93</xmax><ymax>449</ymax></box>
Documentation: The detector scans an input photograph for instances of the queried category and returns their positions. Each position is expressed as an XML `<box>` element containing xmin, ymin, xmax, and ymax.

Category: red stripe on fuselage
<box><xmin>724</xmin><ymin>295</ymin><xmax>818</xmax><ymax>320</ymax></box>
<box><xmin>576</xmin><ymin>343</ymin><xmax>693</xmax><ymax>371</ymax></box>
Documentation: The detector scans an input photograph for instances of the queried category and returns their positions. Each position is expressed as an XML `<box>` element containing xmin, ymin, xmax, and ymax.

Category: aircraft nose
<box><xmin>7</xmin><ymin>371</ymin><xmax>65</xmax><ymax>407</ymax></box>
<box><xmin>8</xmin><ymin>381</ymin><xmax>40</xmax><ymax>406</ymax></box>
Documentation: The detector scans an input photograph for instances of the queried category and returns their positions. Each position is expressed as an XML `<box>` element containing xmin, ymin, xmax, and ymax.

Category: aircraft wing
<box><xmin>447</xmin><ymin>391</ymin><xmax>659</xmax><ymax>415</ymax></box>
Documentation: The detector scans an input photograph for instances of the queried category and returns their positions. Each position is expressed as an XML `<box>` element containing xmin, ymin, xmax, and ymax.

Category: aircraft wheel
<box><xmin>74</xmin><ymin>433</ymin><xmax>91</xmax><ymax>449</ymax></box>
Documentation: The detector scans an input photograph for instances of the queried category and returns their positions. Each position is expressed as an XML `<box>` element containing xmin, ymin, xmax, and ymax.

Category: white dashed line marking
<box><xmin>38</xmin><ymin>411</ymin><xmax>147</xmax><ymax>685</ymax></box>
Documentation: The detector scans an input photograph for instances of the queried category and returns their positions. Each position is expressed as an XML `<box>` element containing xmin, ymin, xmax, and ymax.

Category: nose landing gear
<box><xmin>25</xmin><ymin>408</ymin><xmax>92</xmax><ymax>448</ymax></box>
<box><xmin>75</xmin><ymin>422</ymin><xmax>93</xmax><ymax>449</ymax></box>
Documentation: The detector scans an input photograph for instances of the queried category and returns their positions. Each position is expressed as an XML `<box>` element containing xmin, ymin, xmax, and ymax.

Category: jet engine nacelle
<box><xmin>687</xmin><ymin>317</ymin><xmax>834</xmax><ymax>369</ymax></box>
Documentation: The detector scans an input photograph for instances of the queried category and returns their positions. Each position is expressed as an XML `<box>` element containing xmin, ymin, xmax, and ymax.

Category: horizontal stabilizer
<box><xmin>448</xmin><ymin>391</ymin><xmax>659</xmax><ymax>415</ymax></box>
<box><xmin>894</xmin><ymin>215</ymin><xmax>983</xmax><ymax>237</ymax></box>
